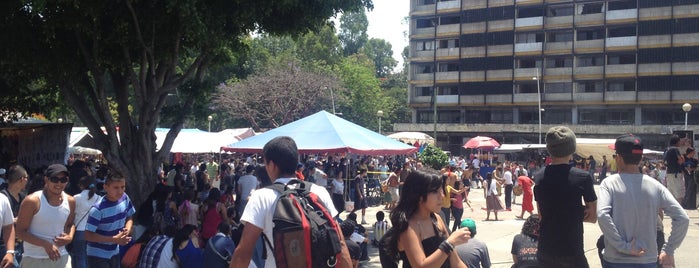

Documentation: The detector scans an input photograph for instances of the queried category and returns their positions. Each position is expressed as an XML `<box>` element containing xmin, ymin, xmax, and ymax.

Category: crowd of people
<box><xmin>0</xmin><ymin>127</ymin><xmax>695</xmax><ymax>268</ymax></box>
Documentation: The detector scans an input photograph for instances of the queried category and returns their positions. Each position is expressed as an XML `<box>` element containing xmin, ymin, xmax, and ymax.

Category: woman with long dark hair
<box><xmin>172</xmin><ymin>224</ymin><xmax>203</xmax><ymax>268</ymax></box>
<box><xmin>383</xmin><ymin>169</ymin><xmax>471</xmax><ymax>268</ymax></box>
<box><xmin>511</xmin><ymin>215</ymin><xmax>541</xmax><ymax>268</ymax></box>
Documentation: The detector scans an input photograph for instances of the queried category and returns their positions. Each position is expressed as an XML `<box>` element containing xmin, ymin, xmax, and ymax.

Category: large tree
<box><xmin>338</xmin><ymin>10</ymin><xmax>369</xmax><ymax>57</ymax></box>
<box><xmin>361</xmin><ymin>38</ymin><xmax>397</xmax><ymax>78</ymax></box>
<box><xmin>213</xmin><ymin>60</ymin><xmax>341</xmax><ymax>131</ymax></box>
<box><xmin>0</xmin><ymin>0</ymin><xmax>372</xmax><ymax>206</ymax></box>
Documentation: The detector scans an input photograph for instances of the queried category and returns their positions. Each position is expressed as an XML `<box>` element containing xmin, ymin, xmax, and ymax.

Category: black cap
<box><xmin>615</xmin><ymin>134</ymin><xmax>643</xmax><ymax>156</ymax></box>
<box><xmin>45</xmin><ymin>164</ymin><xmax>69</xmax><ymax>177</ymax></box>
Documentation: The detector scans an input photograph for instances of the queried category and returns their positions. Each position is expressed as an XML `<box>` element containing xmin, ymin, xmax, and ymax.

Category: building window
<box><xmin>463</xmin><ymin>8</ymin><xmax>487</xmax><ymax>23</ymax></box>
<box><xmin>461</xmin><ymin>57</ymin><xmax>486</xmax><ymax>71</ymax></box>
<box><xmin>416</xmin><ymin>18</ymin><xmax>435</xmax><ymax>28</ymax></box>
<box><xmin>437</xmin><ymin>86</ymin><xmax>459</xmax><ymax>95</ymax></box>
<box><xmin>414</xmin><ymin>64</ymin><xmax>434</xmax><ymax>74</ymax></box>
<box><xmin>516</xmin><ymin>82</ymin><xmax>538</xmax><ymax>94</ymax></box>
<box><xmin>490</xmin><ymin>110</ymin><xmax>513</xmax><ymax>124</ymax></box>
<box><xmin>438</xmin><ymin>110</ymin><xmax>461</xmax><ymax>123</ymax></box>
<box><xmin>415</xmin><ymin>40</ymin><xmax>435</xmax><ymax>51</ymax></box>
<box><xmin>545</xmin><ymin>83</ymin><xmax>572</xmax><ymax>93</ymax></box>
<box><xmin>638</xmin><ymin>20</ymin><xmax>671</xmax><ymax>36</ymax></box>
<box><xmin>440</xmin><ymin>15</ymin><xmax>460</xmax><ymax>25</ymax></box>
<box><xmin>489</xmin><ymin>31</ymin><xmax>514</xmax><ymax>45</ymax></box>
<box><xmin>420</xmin><ymin>0</ymin><xmax>436</xmax><ymax>5</ymax></box>
<box><xmin>547</xmin><ymin>5</ymin><xmax>574</xmax><ymax>17</ymax></box>
<box><xmin>607</xmin><ymin>80</ymin><xmax>635</xmax><ymax>91</ymax></box>
<box><xmin>578</xmin><ymin>3</ymin><xmax>604</xmax><ymax>15</ymax></box>
<box><xmin>608</xmin><ymin>53</ymin><xmax>636</xmax><ymax>64</ymax></box>
<box><xmin>577</xmin><ymin>81</ymin><xmax>604</xmax><ymax>92</ymax></box>
<box><xmin>486</xmin><ymin>56</ymin><xmax>514</xmax><ymax>70</ymax></box>
<box><xmin>674</xmin><ymin>17</ymin><xmax>699</xmax><ymax>34</ymax></box>
<box><xmin>516</xmin><ymin>32</ymin><xmax>544</xmax><ymax>43</ymax></box>
<box><xmin>608</xmin><ymin>0</ymin><xmax>637</xmax><ymax>10</ymax></box>
<box><xmin>543</xmin><ymin>108</ymin><xmax>572</xmax><ymax>124</ymax></box>
<box><xmin>638</xmin><ymin>48</ymin><xmax>671</xmax><ymax>63</ymax></box>
<box><xmin>417</xmin><ymin>111</ymin><xmax>434</xmax><ymax>124</ymax></box>
<box><xmin>546</xmin><ymin>57</ymin><xmax>573</xmax><ymax>68</ymax></box>
<box><xmin>415</xmin><ymin>87</ymin><xmax>432</xmax><ymax>97</ymax></box>
<box><xmin>579</xmin><ymin>109</ymin><xmax>635</xmax><ymax>125</ymax></box>
<box><xmin>638</xmin><ymin>76</ymin><xmax>671</xmax><ymax>91</ymax></box>
<box><xmin>608</xmin><ymin>26</ymin><xmax>636</xmax><ymax>38</ymax></box>
<box><xmin>577</xmin><ymin>55</ymin><xmax>604</xmax><ymax>66</ymax></box>
<box><xmin>438</xmin><ymin>39</ymin><xmax>460</xmax><ymax>49</ymax></box>
<box><xmin>547</xmin><ymin>31</ymin><xmax>574</xmax><ymax>42</ymax></box>
<box><xmin>518</xmin><ymin>6</ymin><xmax>544</xmax><ymax>18</ymax></box>
<box><xmin>642</xmin><ymin>108</ymin><xmax>687</xmax><ymax>124</ymax></box>
<box><xmin>517</xmin><ymin>58</ymin><xmax>542</xmax><ymax>68</ymax></box>
<box><xmin>438</xmin><ymin>62</ymin><xmax>459</xmax><ymax>72</ymax></box>
<box><xmin>577</xmin><ymin>28</ymin><xmax>605</xmax><ymax>41</ymax></box>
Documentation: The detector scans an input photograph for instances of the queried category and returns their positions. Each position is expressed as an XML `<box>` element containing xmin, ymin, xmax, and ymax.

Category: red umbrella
<box><xmin>463</xmin><ymin>136</ymin><xmax>501</xmax><ymax>151</ymax></box>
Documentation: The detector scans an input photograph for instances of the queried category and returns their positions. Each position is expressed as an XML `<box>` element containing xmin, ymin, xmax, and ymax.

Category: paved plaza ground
<box><xmin>349</xmin><ymin>185</ymin><xmax>699</xmax><ymax>267</ymax></box>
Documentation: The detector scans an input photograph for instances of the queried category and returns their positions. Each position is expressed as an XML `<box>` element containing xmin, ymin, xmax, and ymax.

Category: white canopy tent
<box><xmin>155</xmin><ymin>128</ymin><xmax>255</xmax><ymax>153</ymax></box>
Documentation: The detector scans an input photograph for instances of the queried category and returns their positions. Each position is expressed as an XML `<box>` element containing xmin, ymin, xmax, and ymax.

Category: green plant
<box><xmin>418</xmin><ymin>144</ymin><xmax>449</xmax><ymax>170</ymax></box>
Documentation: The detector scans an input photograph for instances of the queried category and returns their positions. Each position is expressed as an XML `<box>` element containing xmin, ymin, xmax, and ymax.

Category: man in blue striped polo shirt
<box><xmin>85</xmin><ymin>173</ymin><xmax>136</xmax><ymax>268</ymax></box>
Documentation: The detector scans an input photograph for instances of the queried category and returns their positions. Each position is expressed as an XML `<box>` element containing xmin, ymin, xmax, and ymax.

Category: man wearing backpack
<box><xmin>231</xmin><ymin>136</ymin><xmax>352</xmax><ymax>268</ymax></box>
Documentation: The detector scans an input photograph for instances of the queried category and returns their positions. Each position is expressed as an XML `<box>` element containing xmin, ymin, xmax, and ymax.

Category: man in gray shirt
<box><xmin>597</xmin><ymin>134</ymin><xmax>689</xmax><ymax>267</ymax></box>
<box><xmin>455</xmin><ymin>218</ymin><xmax>491</xmax><ymax>268</ymax></box>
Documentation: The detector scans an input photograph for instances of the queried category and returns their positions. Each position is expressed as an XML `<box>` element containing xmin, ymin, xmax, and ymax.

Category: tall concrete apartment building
<box><xmin>399</xmin><ymin>0</ymin><xmax>699</xmax><ymax>153</ymax></box>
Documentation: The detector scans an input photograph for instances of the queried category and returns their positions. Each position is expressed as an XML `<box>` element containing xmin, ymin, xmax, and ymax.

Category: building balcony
<box><xmin>639</xmin><ymin>6</ymin><xmax>672</xmax><ymax>19</ymax></box>
<box><xmin>544</xmin><ymin>16</ymin><xmax>573</xmax><ymax>29</ymax></box>
<box><xmin>638</xmin><ymin>63</ymin><xmax>671</xmax><ymax>76</ymax></box>
<box><xmin>638</xmin><ymin>91</ymin><xmax>671</xmax><ymax>101</ymax></box>
<box><xmin>413</xmin><ymin>73</ymin><xmax>434</xmax><ymax>82</ymax></box>
<box><xmin>436</xmin><ymin>48</ymin><xmax>460</xmax><ymax>58</ymax></box>
<box><xmin>488</xmin><ymin>44</ymin><xmax>514</xmax><ymax>56</ymax></box>
<box><xmin>575</xmin><ymin>13</ymin><xmax>604</xmax><ymax>27</ymax></box>
<box><xmin>638</xmin><ymin>35</ymin><xmax>672</xmax><ymax>49</ymax></box>
<box><xmin>574</xmin><ymin>66</ymin><xmax>604</xmax><ymax>79</ymax></box>
<box><xmin>673</xmin><ymin>3</ymin><xmax>699</xmax><ymax>17</ymax></box>
<box><xmin>605</xmin><ymin>91</ymin><xmax>635</xmax><ymax>101</ymax></box>
<box><xmin>411</xmin><ymin>3</ymin><xmax>435</xmax><ymax>14</ymax></box>
<box><xmin>411</xmin><ymin>27</ymin><xmax>434</xmax><ymax>37</ymax></box>
<box><xmin>486</xmin><ymin>69</ymin><xmax>513</xmax><ymax>80</ymax></box>
<box><xmin>437</xmin><ymin>24</ymin><xmax>460</xmax><ymax>36</ymax></box>
<box><xmin>459</xmin><ymin>94</ymin><xmax>485</xmax><ymax>105</ymax></box>
<box><xmin>488</xmin><ymin>19</ymin><xmax>514</xmax><ymax>32</ymax></box>
<box><xmin>513</xmin><ymin>93</ymin><xmax>538</xmax><ymax>103</ymax></box>
<box><xmin>606</xmin><ymin>36</ymin><xmax>637</xmax><ymax>48</ymax></box>
<box><xmin>462</xmin><ymin>22</ymin><xmax>486</xmax><ymax>34</ymax></box>
<box><xmin>575</xmin><ymin>39</ymin><xmax>604</xmax><ymax>53</ymax></box>
<box><xmin>545</xmin><ymin>67</ymin><xmax>572</xmax><ymax>77</ymax></box>
<box><xmin>412</xmin><ymin>49</ymin><xmax>434</xmax><ymax>60</ymax></box>
<box><xmin>461</xmin><ymin>46</ymin><xmax>486</xmax><ymax>58</ymax></box>
<box><xmin>435</xmin><ymin>71</ymin><xmax>459</xmax><ymax>82</ymax></box>
<box><xmin>673</xmin><ymin>90</ymin><xmax>699</xmax><ymax>101</ymax></box>
<box><xmin>485</xmin><ymin>94</ymin><xmax>512</xmax><ymax>103</ymax></box>
<box><xmin>673</xmin><ymin>62</ymin><xmax>699</xmax><ymax>75</ymax></box>
<box><xmin>606</xmin><ymin>9</ymin><xmax>638</xmax><ymax>23</ymax></box>
<box><xmin>411</xmin><ymin>96</ymin><xmax>431</xmax><ymax>104</ymax></box>
<box><xmin>436</xmin><ymin>95</ymin><xmax>459</xmax><ymax>104</ymax></box>
<box><xmin>460</xmin><ymin>71</ymin><xmax>485</xmax><ymax>81</ymax></box>
<box><xmin>436</xmin><ymin>0</ymin><xmax>460</xmax><ymax>11</ymax></box>
<box><xmin>515</xmin><ymin>42</ymin><xmax>543</xmax><ymax>53</ymax></box>
<box><xmin>605</xmin><ymin>64</ymin><xmax>636</xmax><ymax>77</ymax></box>
<box><xmin>545</xmin><ymin>92</ymin><xmax>572</xmax><ymax>101</ymax></box>
<box><xmin>514</xmin><ymin>68</ymin><xmax>538</xmax><ymax>80</ymax></box>
<box><xmin>674</xmin><ymin>33</ymin><xmax>699</xmax><ymax>46</ymax></box>
<box><xmin>515</xmin><ymin>17</ymin><xmax>544</xmax><ymax>29</ymax></box>
<box><xmin>573</xmin><ymin>92</ymin><xmax>603</xmax><ymax>102</ymax></box>
<box><xmin>545</xmin><ymin>41</ymin><xmax>573</xmax><ymax>54</ymax></box>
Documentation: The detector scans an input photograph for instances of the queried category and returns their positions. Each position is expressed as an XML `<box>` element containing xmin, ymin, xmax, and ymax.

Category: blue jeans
<box><xmin>0</xmin><ymin>241</ymin><xmax>22</xmax><ymax>268</ymax></box>
<box><xmin>602</xmin><ymin>259</ymin><xmax>656</xmax><ymax>268</ymax></box>
<box><xmin>71</xmin><ymin>231</ymin><xmax>87</xmax><ymax>268</ymax></box>
<box><xmin>87</xmin><ymin>254</ymin><xmax>120</xmax><ymax>268</ymax></box>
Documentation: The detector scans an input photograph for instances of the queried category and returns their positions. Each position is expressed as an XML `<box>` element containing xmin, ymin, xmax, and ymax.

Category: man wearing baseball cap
<box><xmin>597</xmin><ymin>134</ymin><xmax>688</xmax><ymax>268</ymax></box>
<box><xmin>534</xmin><ymin>126</ymin><xmax>597</xmax><ymax>267</ymax></box>
<box><xmin>455</xmin><ymin>218</ymin><xmax>491</xmax><ymax>268</ymax></box>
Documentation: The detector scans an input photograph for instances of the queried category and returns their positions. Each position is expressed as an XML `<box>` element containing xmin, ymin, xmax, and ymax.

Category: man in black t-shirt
<box><xmin>534</xmin><ymin>126</ymin><xmax>597</xmax><ymax>268</ymax></box>
<box><xmin>664</xmin><ymin>134</ymin><xmax>685</xmax><ymax>202</ymax></box>
<box><xmin>341</xmin><ymin>220</ymin><xmax>360</xmax><ymax>267</ymax></box>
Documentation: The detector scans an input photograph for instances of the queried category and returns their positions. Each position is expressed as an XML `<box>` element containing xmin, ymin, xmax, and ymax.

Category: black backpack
<box><xmin>262</xmin><ymin>179</ymin><xmax>344</xmax><ymax>267</ymax></box>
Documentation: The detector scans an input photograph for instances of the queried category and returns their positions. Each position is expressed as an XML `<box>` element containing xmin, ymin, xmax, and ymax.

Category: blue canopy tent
<box><xmin>220</xmin><ymin>111</ymin><xmax>418</xmax><ymax>155</ymax></box>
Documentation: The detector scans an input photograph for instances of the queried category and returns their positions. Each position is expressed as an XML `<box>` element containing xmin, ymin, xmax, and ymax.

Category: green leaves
<box><xmin>419</xmin><ymin>144</ymin><xmax>449</xmax><ymax>170</ymax></box>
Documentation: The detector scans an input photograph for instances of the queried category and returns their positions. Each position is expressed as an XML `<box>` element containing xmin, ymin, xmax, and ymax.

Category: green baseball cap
<box><xmin>460</xmin><ymin>218</ymin><xmax>476</xmax><ymax>238</ymax></box>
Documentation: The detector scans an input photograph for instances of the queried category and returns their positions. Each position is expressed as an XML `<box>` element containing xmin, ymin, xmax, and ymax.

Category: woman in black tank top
<box><xmin>382</xmin><ymin>170</ymin><xmax>472</xmax><ymax>268</ymax></box>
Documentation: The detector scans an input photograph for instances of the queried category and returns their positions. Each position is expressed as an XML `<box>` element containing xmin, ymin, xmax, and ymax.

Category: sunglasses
<box><xmin>49</xmin><ymin>176</ymin><xmax>69</xmax><ymax>184</ymax></box>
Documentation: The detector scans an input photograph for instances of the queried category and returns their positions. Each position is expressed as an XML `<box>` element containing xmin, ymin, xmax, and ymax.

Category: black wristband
<box><xmin>438</xmin><ymin>240</ymin><xmax>454</xmax><ymax>255</ymax></box>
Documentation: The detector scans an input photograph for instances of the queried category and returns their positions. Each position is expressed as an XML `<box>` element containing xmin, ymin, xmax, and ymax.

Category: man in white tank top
<box><xmin>16</xmin><ymin>164</ymin><xmax>76</xmax><ymax>268</ymax></box>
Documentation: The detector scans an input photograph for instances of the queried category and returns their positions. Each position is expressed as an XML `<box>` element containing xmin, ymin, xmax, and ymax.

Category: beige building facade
<box><xmin>401</xmin><ymin>0</ymin><xmax>699</xmax><ymax>153</ymax></box>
